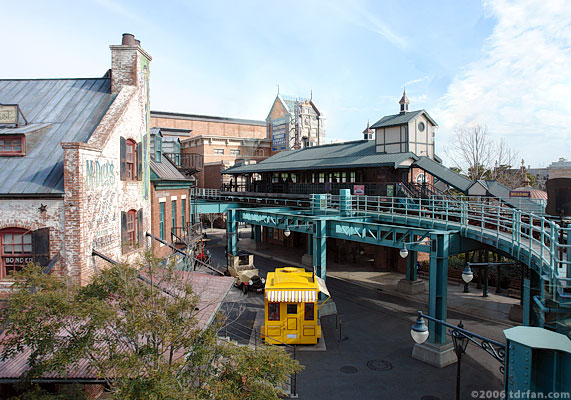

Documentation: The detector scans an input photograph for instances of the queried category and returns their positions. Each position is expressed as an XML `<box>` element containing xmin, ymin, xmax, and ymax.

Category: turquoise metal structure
<box><xmin>193</xmin><ymin>188</ymin><xmax>570</xmax><ymax>337</ymax></box>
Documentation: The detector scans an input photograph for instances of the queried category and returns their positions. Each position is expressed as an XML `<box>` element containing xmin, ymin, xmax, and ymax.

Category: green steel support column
<box><xmin>428</xmin><ymin>232</ymin><xmax>450</xmax><ymax>345</ymax></box>
<box><xmin>226</xmin><ymin>209</ymin><xmax>238</xmax><ymax>256</ymax></box>
<box><xmin>312</xmin><ymin>219</ymin><xmax>327</xmax><ymax>280</ymax></box>
<box><xmin>307</xmin><ymin>233</ymin><xmax>313</xmax><ymax>255</ymax></box>
<box><xmin>522</xmin><ymin>277</ymin><xmax>531</xmax><ymax>326</ymax></box>
<box><xmin>406</xmin><ymin>250</ymin><xmax>418</xmax><ymax>281</ymax></box>
<box><xmin>254</xmin><ymin>225</ymin><xmax>261</xmax><ymax>243</ymax></box>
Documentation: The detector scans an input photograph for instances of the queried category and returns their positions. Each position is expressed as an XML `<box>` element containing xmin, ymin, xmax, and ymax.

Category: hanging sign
<box><xmin>353</xmin><ymin>185</ymin><xmax>365</xmax><ymax>196</ymax></box>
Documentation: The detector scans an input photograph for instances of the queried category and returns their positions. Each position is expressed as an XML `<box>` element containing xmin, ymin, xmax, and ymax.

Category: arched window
<box><xmin>0</xmin><ymin>228</ymin><xmax>32</xmax><ymax>278</ymax></box>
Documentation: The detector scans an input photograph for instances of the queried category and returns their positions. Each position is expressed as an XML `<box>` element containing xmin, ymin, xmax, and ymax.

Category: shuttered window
<box><xmin>121</xmin><ymin>137</ymin><xmax>139</xmax><ymax>181</ymax></box>
<box><xmin>181</xmin><ymin>199</ymin><xmax>186</xmax><ymax>227</ymax></box>
<box><xmin>121</xmin><ymin>209</ymin><xmax>143</xmax><ymax>253</ymax></box>
<box><xmin>159</xmin><ymin>203</ymin><xmax>165</xmax><ymax>240</ymax></box>
<box><xmin>0</xmin><ymin>229</ymin><xmax>32</xmax><ymax>277</ymax></box>
<box><xmin>171</xmin><ymin>200</ymin><xmax>176</xmax><ymax>231</ymax></box>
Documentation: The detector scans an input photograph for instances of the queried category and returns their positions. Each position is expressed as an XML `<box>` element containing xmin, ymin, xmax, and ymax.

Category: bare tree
<box><xmin>446</xmin><ymin>125</ymin><xmax>518</xmax><ymax>183</ymax></box>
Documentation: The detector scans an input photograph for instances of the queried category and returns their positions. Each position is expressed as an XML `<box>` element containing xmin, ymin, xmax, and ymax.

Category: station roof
<box><xmin>414</xmin><ymin>156</ymin><xmax>473</xmax><ymax>193</ymax></box>
<box><xmin>225</xmin><ymin>140</ymin><xmax>418</xmax><ymax>174</ymax></box>
<box><xmin>370</xmin><ymin>109</ymin><xmax>437</xmax><ymax>129</ymax></box>
<box><xmin>0</xmin><ymin>78</ymin><xmax>115</xmax><ymax>196</ymax></box>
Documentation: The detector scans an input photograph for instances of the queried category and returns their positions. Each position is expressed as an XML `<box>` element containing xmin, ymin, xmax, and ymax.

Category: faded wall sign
<box><xmin>0</xmin><ymin>104</ymin><xmax>18</xmax><ymax>124</ymax></box>
<box><xmin>85</xmin><ymin>160</ymin><xmax>116</xmax><ymax>188</ymax></box>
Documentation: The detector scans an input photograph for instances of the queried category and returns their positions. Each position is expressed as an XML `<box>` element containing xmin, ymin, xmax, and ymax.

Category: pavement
<box><xmin>203</xmin><ymin>228</ymin><xmax>517</xmax><ymax>400</ymax></box>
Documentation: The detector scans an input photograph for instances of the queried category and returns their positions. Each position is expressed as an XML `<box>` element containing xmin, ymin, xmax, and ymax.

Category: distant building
<box><xmin>266</xmin><ymin>92</ymin><xmax>325</xmax><ymax>153</ymax></box>
<box><xmin>150</xmin><ymin>111</ymin><xmax>271</xmax><ymax>189</ymax></box>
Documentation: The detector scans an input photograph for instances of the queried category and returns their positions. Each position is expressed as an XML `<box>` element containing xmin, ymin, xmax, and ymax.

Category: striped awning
<box><xmin>266</xmin><ymin>290</ymin><xmax>317</xmax><ymax>303</ymax></box>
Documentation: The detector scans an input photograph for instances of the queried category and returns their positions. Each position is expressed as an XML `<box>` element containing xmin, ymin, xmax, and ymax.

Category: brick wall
<box><xmin>150</xmin><ymin>187</ymin><xmax>189</xmax><ymax>258</ymax></box>
<box><xmin>151</xmin><ymin>116</ymin><xmax>266</xmax><ymax>140</ymax></box>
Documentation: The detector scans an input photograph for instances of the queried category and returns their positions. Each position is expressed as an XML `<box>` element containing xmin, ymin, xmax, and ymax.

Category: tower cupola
<box><xmin>399</xmin><ymin>89</ymin><xmax>409</xmax><ymax>114</ymax></box>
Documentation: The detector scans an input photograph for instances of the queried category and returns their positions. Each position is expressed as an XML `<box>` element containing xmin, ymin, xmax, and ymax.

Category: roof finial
<box><xmin>310</xmin><ymin>89</ymin><xmax>313</xmax><ymax>101</ymax></box>
<box><xmin>277</xmin><ymin>84</ymin><xmax>280</xmax><ymax>95</ymax></box>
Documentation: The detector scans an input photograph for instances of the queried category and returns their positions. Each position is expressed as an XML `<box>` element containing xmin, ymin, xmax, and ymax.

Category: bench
<box><xmin>416</xmin><ymin>266</ymin><xmax>463</xmax><ymax>285</ymax></box>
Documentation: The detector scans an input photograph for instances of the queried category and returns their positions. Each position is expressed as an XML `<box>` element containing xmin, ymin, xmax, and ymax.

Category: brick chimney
<box><xmin>109</xmin><ymin>33</ymin><xmax>152</xmax><ymax>94</ymax></box>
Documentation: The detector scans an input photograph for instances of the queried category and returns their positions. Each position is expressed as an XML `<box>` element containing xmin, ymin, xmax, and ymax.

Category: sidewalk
<box><xmin>232</xmin><ymin>230</ymin><xmax>518</xmax><ymax>327</ymax></box>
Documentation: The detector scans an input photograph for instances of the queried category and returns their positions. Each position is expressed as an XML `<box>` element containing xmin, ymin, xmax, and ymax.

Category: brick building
<box><xmin>0</xmin><ymin>33</ymin><xmax>152</xmax><ymax>288</ymax></box>
<box><xmin>149</xmin><ymin>128</ymin><xmax>195</xmax><ymax>258</ymax></box>
<box><xmin>150</xmin><ymin>111</ymin><xmax>271</xmax><ymax>188</ymax></box>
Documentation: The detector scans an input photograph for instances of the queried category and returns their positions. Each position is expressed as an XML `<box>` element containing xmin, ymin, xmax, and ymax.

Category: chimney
<box><xmin>109</xmin><ymin>33</ymin><xmax>152</xmax><ymax>94</ymax></box>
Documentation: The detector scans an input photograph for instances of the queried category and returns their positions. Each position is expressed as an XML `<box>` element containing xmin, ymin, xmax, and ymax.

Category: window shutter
<box><xmin>137</xmin><ymin>142</ymin><xmax>143</xmax><ymax>181</ymax></box>
<box><xmin>121</xmin><ymin>211</ymin><xmax>127</xmax><ymax>253</ymax></box>
<box><xmin>120</xmin><ymin>137</ymin><xmax>126</xmax><ymax>181</ymax></box>
<box><xmin>32</xmin><ymin>228</ymin><xmax>50</xmax><ymax>267</ymax></box>
<box><xmin>137</xmin><ymin>208</ymin><xmax>144</xmax><ymax>248</ymax></box>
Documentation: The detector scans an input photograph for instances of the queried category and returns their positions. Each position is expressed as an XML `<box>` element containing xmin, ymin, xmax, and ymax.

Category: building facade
<box><xmin>266</xmin><ymin>93</ymin><xmax>325</xmax><ymax>153</ymax></box>
<box><xmin>150</xmin><ymin>111</ymin><xmax>271</xmax><ymax>188</ymax></box>
<box><xmin>0</xmin><ymin>33</ymin><xmax>152</xmax><ymax>288</ymax></box>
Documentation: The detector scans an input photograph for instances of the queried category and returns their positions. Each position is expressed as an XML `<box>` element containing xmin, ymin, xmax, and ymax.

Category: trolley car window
<box><xmin>268</xmin><ymin>303</ymin><xmax>280</xmax><ymax>321</ymax></box>
<box><xmin>304</xmin><ymin>303</ymin><xmax>314</xmax><ymax>320</ymax></box>
<box><xmin>287</xmin><ymin>304</ymin><xmax>297</xmax><ymax>314</ymax></box>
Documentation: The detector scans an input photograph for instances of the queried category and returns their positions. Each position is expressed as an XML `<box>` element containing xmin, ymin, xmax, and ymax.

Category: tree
<box><xmin>446</xmin><ymin>125</ymin><xmax>519</xmax><ymax>186</ymax></box>
<box><xmin>0</xmin><ymin>255</ymin><xmax>300</xmax><ymax>399</ymax></box>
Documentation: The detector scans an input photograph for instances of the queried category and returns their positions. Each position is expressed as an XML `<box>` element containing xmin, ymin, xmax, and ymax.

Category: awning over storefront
<box><xmin>266</xmin><ymin>290</ymin><xmax>317</xmax><ymax>303</ymax></box>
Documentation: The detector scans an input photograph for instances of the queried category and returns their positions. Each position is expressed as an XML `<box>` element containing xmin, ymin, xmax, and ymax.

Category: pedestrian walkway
<box><xmin>230</xmin><ymin>228</ymin><xmax>519</xmax><ymax>327</ymax></box>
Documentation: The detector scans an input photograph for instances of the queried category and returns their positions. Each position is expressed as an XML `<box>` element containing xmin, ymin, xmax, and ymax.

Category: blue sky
<box><xmin>2</xmin><ymin>0</ymin><xmax>569</xmax><ymax>167</ymax></box>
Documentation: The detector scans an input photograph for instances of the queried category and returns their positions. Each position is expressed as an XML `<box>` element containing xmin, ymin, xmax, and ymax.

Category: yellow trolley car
<box><xmin>262</xmin><ymin>267</ymin><xmax>330</xmax><ymax>345</ymax></box>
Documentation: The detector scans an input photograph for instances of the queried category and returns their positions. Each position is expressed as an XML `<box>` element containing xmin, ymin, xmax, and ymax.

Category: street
<box><xmin>206</xmin><ymin>229</ymin><xmax>506</xmax><ymax>400</ymax></box>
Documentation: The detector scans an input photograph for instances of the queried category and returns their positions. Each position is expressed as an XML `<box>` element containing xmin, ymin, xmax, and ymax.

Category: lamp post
<box><xmin>411</xmin><ymin>311</ymin><xmax>505</xmax><ymax>400</ymax></box>
<box><xmin>462</xmin><ymin>264</ymin><xmax>473</xmax><ymax>293</ymax></box>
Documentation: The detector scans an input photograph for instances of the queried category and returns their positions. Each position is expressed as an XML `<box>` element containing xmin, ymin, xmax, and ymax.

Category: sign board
<box><xmin>510</xmin><ymin>190</ymin><xmax>530</xmax><ymax>198</ymax></box>
<box><xmin>353</xmin><ymin>185</ymin><xmax>365</xmax><ymax>196</ymax></box>
<box><xmin>386</xmin><ymin>184</ymin><xmax>394</xmax><ymax>197</ymax></box>
<box><xmin>0</xmin><ymin>104</ymin><xmax>18</xmax><ymax>125</ymax></box>
<box><xmin>271</xmin><ymin>124</ymin><xmax>287</xmax><ymax>151</ymax></box>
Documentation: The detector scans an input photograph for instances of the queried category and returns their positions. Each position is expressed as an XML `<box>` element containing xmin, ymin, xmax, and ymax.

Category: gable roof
<box><xmin>225</xmin><ymin>140</ymin><xmax>418</xmax><ymax>174</ymax></box>
<box><xmin>0</xmin><ymin>78</ymin><xmax>115</xmax><ymax>196</ymax></box>
<box><xmin>370</xmin><ymin>109</ymin><xmax>437</xmax><ymax>129</ymax></box>
<box><xmin>150</xmin><ymin>154</ymin><xmax>193</xmax><ymax>182</ymax></box>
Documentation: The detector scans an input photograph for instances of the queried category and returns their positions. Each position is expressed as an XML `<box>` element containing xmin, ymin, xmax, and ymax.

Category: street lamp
<box><xmin>410</xmin><ymin>311</ymin><xmax>429</xmax><ymax>344</ymax></box>
<box><xmin>462</xmin><ymin>265</ymin><xmax>473</xmax><ymax>293</ymax></box>
<box><xmin>399</xmin><ymin>244</ymin><xmax>409</xmax><ymax>259</ymax></box>
<box><xmin>284</xmin><ymin>228</ymin><xmax>291</xmax><ymax>237</ymax></box>
<box><xmin>410</xmin><ymin>311</ymin><xmax>506</xmax><ymax>400</ymax></box>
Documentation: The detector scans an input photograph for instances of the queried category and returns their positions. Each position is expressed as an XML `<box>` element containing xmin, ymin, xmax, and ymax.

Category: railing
<box><xmin>228</xmin><ymin>181</ymin><xmax>407</xmax><ymax>196</ymax></box>
<box><xmin>164</xmin><ymin>152</ymin><xmax>204</xmax><ymax>172</ymax></box>
<box><xmin>324</xmin><ymin>194</ymin><xmax>570</xmax><ymax>302</ymax></box>
<box><xmin>194</xmin><ymin>188</ymin><xmax>221</xmax><ymax>197</ymax></box>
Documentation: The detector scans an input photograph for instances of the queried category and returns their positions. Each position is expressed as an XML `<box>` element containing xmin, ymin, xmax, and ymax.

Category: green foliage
<box><xmin>1</xmin><ymin>254</ymin><xmax>301</xmax><ymax>399</ymax></box>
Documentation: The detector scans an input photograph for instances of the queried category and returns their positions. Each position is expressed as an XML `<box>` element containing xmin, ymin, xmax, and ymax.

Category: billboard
<box><xmin>272</xmin><ymin>124</ymin><xmax>287</xmax><ymax>151</ymax></box>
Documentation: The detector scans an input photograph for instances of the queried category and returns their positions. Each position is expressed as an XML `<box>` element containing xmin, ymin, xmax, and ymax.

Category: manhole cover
<box><xmin>340</xmin><ymin>366</ymin><xmax>358</xmax><ymax>374</ymax></box>
<box><xmin>421</xmin><ymin>396</ymin><xmax>440</xmax><ymax>400</ymax></box>
<box><xmin>366</xmin><ymin>360</ymin><xmax>392</xmax><ymax>371</ymax></box>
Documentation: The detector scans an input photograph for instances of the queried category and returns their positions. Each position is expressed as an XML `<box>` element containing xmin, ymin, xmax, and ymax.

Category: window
<box><xmin>319</xmin><ymin>173</ymin><xmax>325</xmax><ymax>183</ymax></box>
<box><xmin>341</xmin><ymin>172</ymin><xmax>346</xmax><ymax>183</ymax></box>
<box><xmin>126</xmin><ymin>139</ymin><xmax>136</xmax><ymax>180</ymax></box>
<box><xmin>120</xmin><ymin>137</ymin><xmax>140</xmax><ymax>181</ymax></box>
<box><xmin>214</xmin><ymin>149</ymin><xmax>224</xmax><ymax>155</ymax></box>
<box><xmin>155</xmin><ymin>136</ymin><xmax>162</xmax><ymax>162</ymax></box>
<box><xmin>304</xmin><ymin>303</ymin><xmax>314</xmax><ymax>321</ymax></box>
<box><xmin>287</xmin><ymin>304</ymin><xmax>297</xmax><ymax>314</ymax></box>
<box><xmin>159</xmin><ymin>203</ymin><xmax>165</xmax><ymax>240</ymax></box>
<box><xmin>0</xmin><ymin>136</ymin><xmax>25</xmax><ymax>156</ymax></box>
<box><xmin>268</xmin><ymin>303</ymin><xmax>280</xmax><ymax>321</ymax></box>
<box><xmin>181</xmin><ymin>200</ymin><xmax>186</xmax><ymax>227</ymax></box>
<box><xmin>350</xmin><ymin>171</ymin><xmax>356</xmax><ymax>183</ymax></box>
<box><xmin>126</xmin><ymin>210</ymin><xmax>137</xmax><ymax>248</ymax></box>
<box><xmin>230</xmin><ymin>149</ymin><xmax>240</xmax><ymax>156</ymax></box>
<box><xmin>171</xmin><ymin>200</ymin><xmax>176</xmax><ymax>230</ymax></box>
<box><xmin>0</xmin><ymin>229</ymin><xmax>33</xmax><ymax>277</ymax></box>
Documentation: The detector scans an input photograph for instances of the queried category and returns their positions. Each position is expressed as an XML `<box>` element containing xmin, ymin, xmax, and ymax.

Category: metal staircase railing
<box><xmin>325</xmin><ymin>194</ymin><xmax>570</xmax><ymax>306</ymax></box>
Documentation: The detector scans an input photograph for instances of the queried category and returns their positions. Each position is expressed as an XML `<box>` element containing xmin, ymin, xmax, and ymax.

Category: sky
<box><xmin>1</xmin><ymin>0</ymin><xmax>569</xmax><ymax>167</ymax></box>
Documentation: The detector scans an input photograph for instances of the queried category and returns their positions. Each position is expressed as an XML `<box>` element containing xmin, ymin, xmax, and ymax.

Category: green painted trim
<box><xmin>153</xmin><ymin>181</ymin><xmax>193</xmax><ymax>189</ymax></box>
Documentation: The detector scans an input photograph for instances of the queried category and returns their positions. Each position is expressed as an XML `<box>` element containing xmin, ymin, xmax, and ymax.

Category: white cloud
<box><xmin>436</xmin><ymin>0</ymin><xmax>571</xmax><ymax>165</ymax></box>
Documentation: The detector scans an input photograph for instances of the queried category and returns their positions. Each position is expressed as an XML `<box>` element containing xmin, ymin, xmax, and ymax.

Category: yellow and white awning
<box><xmin>266</xmin><ymin>290</ymin><xmax>317</xmax><ymax>303</ymax></box>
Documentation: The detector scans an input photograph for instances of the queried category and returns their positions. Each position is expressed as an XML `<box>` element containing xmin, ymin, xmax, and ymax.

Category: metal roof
<box><xmin>370</xmin><ymin>109</ymin><xmax>438</xmax><ymax>129</ymax></box>
<box><xmin>484</xmin><ymin>180</ymin><xmax>545</xmax><ymax>212</ymax></box>
<box><xmin>151</xmin><ymin>110</ymin><xmax>266</xmax><ymax>126</ymax></box>
<box><xmin>225</xmin><ymin>140</ymin><xmax>418</xmax><ymax>174</ymax></box>
<box><xmin>0</xmin><ymin>78</ymin><xmax>115</xmax><ymax>196</ymax></box>
<box><xmin>150</xmin><ymin>155</ymin><xmax>190</xmax><ymax>182</ymax></box>
<box><xmin>414</xmin><ymin>156</ymin><xmax>473</xmax><ymax>193</ymax></box>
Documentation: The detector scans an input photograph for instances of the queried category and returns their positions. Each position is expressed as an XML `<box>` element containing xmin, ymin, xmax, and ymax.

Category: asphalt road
<box><xmin>206</xmin><ymin>230</ymin><xmax>506</xmax><ymax>400</ymax></box>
